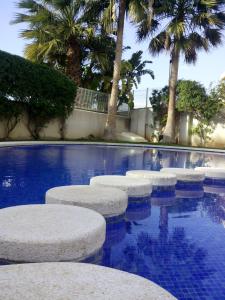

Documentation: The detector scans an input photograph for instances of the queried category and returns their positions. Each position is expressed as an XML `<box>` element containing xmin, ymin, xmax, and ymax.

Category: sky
<box><xmin>0</xmin><ymin>0</ymin><xmax>225</xmax><ymax>107</ymax></box>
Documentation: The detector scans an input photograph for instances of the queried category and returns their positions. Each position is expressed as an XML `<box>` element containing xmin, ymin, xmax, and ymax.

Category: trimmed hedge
<box><xmin>0</xmin><ymin>50</ymin><xmax>77</xmax><ymax>139</ymax></box>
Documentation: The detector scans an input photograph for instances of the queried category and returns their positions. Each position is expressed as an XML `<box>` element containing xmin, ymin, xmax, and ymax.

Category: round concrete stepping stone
<box><xmin>90</xmin><ymin>175</ymin><xmax>152</xmax><ymax>197</ymax></box>
<box><xmin>160</xmin><ymin>168</ymin><xmax>205</xmax><ymax>182</ymax></box>
<box><xmin>46</xmin><ymin>185</ymin><xmax>128</xmax><ymax>218</ymax></box>
<box><xmin>126</xmin><ymin>170</ymin><xmax>177</xmax><ymax>186</ymax></box>
<box><xmin>195</xmin><ymin>167</ymin><xmax>225</xmax><ymax>179</ymax></box>
<box><xmin>0</xmin><ymin>263</ymin><xmax>176</xmax><ymax>300</ymax></box>
<box><xmin>0</xmin><ymin>205</ymin><xmax>105</xmax><ymax>263</ymax></box>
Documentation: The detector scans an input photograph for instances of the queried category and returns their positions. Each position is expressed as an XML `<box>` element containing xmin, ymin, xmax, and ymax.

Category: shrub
<box><xmin>0</xmin><ymin>95</ymin><xmax>23</xmax><ymax>139</ymax></box>
<box><xmin>0</xmin><ymin>50</ymin><xmax>76</xmax><ymax>139</ymax></box>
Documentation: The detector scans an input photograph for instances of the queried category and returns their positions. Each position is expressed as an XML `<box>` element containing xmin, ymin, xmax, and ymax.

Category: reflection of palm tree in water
<box><xmin>118</xmin><ymin>203</ymin><xmax>214</xmax><ymax>298</ymax></box>
<box><xmin>202</xmin><ymin>193</ymin><xmax>225</xmax><ymax>225</ymax></box>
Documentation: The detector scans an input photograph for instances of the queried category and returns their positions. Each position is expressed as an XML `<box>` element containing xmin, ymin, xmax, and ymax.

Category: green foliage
<box><xmin>13</xmin><ymin>0</ymin><xmax>116</xmax><ymax>85</ymax></box>
<box><xmin>211</xmin><ymin>79</ymin><xmax>225</xmax><ymax>103</ymax></box>
<box><xmin>0</xmin><ymin>96</ymin><xmax>23</xmax><ymax>139</ymax></box>
<box><xmin>149</xmin><ymin>86</ymin><xmax>169</xmax><ymax>127</ymax></box>
<box><xmin>0</xmin><ymin>50</ymin><xmax>76</xmax><ymax>139</ymax></box>
<box><xmin>176</xmin><ymin>80</ymin><xmax>223</xmax><ymax>145</ymax></box>
<box><xmin>149</xmin><ymin>80</ymin><xmax>224</xmax><ymax>145</ymax></box>
<box><xmin>138</xmin><ymin>0</ymin><xmax>225</xmax><ymax>64</ymax></box>
<box><xmin>118</xmin><ymin>50</ymin><xmax>154</xmax><ymax>109</ymax></box>
<box><xmin>176</xmin><ymin>81</ymin><xmax>208</xmax><ymax>116</ymax></box>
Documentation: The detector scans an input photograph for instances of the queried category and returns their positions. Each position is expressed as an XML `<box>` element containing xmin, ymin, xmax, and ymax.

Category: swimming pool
<box><xmin>0</xmin><ymin>144</ymin><xmax>225</xmax><ymax>299</ymax></box>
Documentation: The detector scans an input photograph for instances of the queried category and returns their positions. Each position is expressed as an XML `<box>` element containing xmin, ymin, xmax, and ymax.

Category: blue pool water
<box><xmin>0</xmin><ymin>144</ymin><xmax>225</xmax><ymax>300</ymax></box>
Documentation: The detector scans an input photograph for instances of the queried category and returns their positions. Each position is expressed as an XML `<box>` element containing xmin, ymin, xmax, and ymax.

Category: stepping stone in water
<box><xmin>126</xmin><ymin>170</ymin><xmax>177</xmax><ymax>186</ymax></box>
<box><xmin>0</xmin><ymin>262</ymin><xmax>176</xmax><ymax>300</ymax></box>
<box><xmin>46</xmin><ymin>185</ymin><xmax>128</xmax><ymax>218</ymax></box>
<box><xmin>0</xmin><ymin>204</ymin><xmax>105</xmax><ymax>263</ymax></box>
<box><xmin>160</xmin><ymin>168</ymin><xmax>205</xmax><ymax>182</ymax></box>
<box><xmin>195</xmin><ymin>167</ymin><xmax>225</xmax><ymax>179</ymax></box>
<box><xmin>90</xmin><ymin>175</ymin><xmax>152</xmax><ymax>199</ymax></box>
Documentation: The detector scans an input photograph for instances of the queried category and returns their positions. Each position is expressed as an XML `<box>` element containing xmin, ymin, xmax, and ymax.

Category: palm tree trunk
<box><xmin>104</xmin><ymin>0</ymin><xmax>126</xmax><ymax>140</ymax></box>
<box><xmin>66</xmin><ymin>37</ymin><xmax>82</xmax><ymax>86</ymax></box>
<box><xmin>163</xmin><ymin>46</ymin><xmax>180</xmax><ymax>143</ymax></box>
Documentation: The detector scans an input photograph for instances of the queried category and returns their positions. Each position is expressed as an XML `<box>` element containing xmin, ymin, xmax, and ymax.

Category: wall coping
<box><xmin>0</xmin><ymin>141</ymin><xmax>225</xmax><ymax>155</ymax></box>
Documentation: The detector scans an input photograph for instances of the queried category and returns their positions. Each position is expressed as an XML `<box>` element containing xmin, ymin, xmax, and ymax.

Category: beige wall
<box><xmin>178</xmin><ymin>110</ymin><xmax>225</xmax><ymax>148</ymax></box>
<box><xmin>130</xmin><ymin>108</ymin><xmax>154</xmax><ymax>140</ymax></box>
<box><xmin>191</xmin><ymin>114</ymin><xmax>225</xmax><ymax>148</ymax></box>
<box><xmin>0</xmin><ymin>108</ymin><xmax>129</xmax><ymax>140</ymax></box>
<box><xmin>2</xmin><ymin>105</ymin><xmax>224</xmax><ymax>147</ymax></box>
<box><xmin>130</xmin><ymin>108</ymin><xmax>225</xmax><ymax>148</ymax></box>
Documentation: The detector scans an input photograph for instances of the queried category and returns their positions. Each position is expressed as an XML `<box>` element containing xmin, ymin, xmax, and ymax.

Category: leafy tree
<box><xmin>150</xmin><ymin>80</ymin><xmax>224</xmax><ymax>145</ymax></box>
<box><xmin>211</xmin><ymin>78</ymin><xmax>225</xmax><ymax>103</ymax></box>
<box><xmin>177</xmin><ymin>80</ymin><xmax>223</xmax><ymax>145</ymax></box>
<box><xmin>0</xmin><ymin>96</ymin><xmax>23</xmax><ymax>139</ymax></box>
<box><xmin>149</xmin><ymin>85</ymin><xmax>168</xmax><ymax>128</ymax></box>
<box><xmin>119</xmin><ymin>50</ymin><xmax>154</xmax><ymax>108</ymax></box>
<box><xmin>137</xmin><ymin>0</ymin><xmax>225</xmax><ymax>143</ymax></box>
<box><xmin>0</xmin><ymin>50</ymin><xmax>76</xmax><ymax>140</ymax></box>
<box><xmin>13</xmin><ymin>0</ymin><xmax>113</xmax><ymax>86</ymax></box>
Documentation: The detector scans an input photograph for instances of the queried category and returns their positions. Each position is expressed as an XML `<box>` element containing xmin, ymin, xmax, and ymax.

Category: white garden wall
<box><xmin>130</xmin><ymin>108</ymin><xmax>225</xmax><ymax>148</ymax></box>
<box><xmin>1</xmin><ymin>104</ymin><xmax>225</xmax><ymax>148</ymax></box>
<box><xmin>130</xmin><ymin>108</ymin><xmax>154</xmax><ymax>140</ymax></box>
<box><xmin>0</xmin><ymin>108</ymin><xmax>129</xmax><ymax>140</ymax></box>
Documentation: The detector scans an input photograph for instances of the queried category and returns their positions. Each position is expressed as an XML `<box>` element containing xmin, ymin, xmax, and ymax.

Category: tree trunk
<box><xmin>66</xmin><ymin>37</ymin><xmax>82</xmax><ymax>86</ymax></box>
<box><xmin>104</xmin><ymin>0</ymin><xmax>126</xmax><ymax>140</ymax></box>
<box><xmin>163</xmin><ymin>46</ymin><xmax>180</xmax><ymax>143</ymax></box>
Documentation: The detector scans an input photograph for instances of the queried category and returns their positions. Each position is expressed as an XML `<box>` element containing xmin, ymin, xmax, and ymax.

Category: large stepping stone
<box><xmin>0</xmin><ymin>204</ymin><xmax>105</xmax><ymax>263</ymax></box>
<box><xmin>160</xmin><ymin>168</ymin><xmax>205</xmax><ymax>182</ymax></box>
<box><xmin>195</xmin><ymin>167</ymin><xmax>225</xmax><ymax>179</ymax></box>
<box><xmin>0</xmin><ymin>263</ymin><xmax>176</xmax><ymax>300</ymax></box>
<box><xmin>90</xmin><ymin>175</ymin><xmax>152</xmax><ymax>198</ymax></box>
<box><xmin>46</xmin><ymin>185</ymin><xmax>128</xmax><ymax>218</ymax></box>
<box><xmin>126</xmin><ymin>170</ymin><xmax>177</xmax><ymax>186</ymax></box>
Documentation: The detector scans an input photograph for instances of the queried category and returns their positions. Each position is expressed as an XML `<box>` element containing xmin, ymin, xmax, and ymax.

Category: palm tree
<box><xmin>103</xmin><ymin>0</ymin><xmax>126</xmax><ymax>139</ymax></box>
<box><xmin>118</xmin><ymin>50</ymin><xmax>154</xmax><ymax>108</ymax></box>
<box><xmin>85</xmin><ymin>0</ymin><xmax>154</xmax><ymax>139</ymax></box>
<box><xmin>137</xmin><ymin>0</ymin><xmax>225</xmax><ymax>143</ymax></box>
<box><xmin>13</xmin><ymin>0</ymin><xmax>101</xmax><ymax>86</ymax></box>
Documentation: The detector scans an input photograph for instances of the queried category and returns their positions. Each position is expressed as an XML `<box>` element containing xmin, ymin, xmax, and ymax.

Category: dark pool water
<box><xmin>0</xmin><ymin>144</ymin><xmax>225</xmax><ymax>300</ymax></box>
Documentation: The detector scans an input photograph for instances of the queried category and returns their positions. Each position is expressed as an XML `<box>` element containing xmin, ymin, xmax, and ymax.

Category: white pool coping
<box><xmin>0</xmin><ymin>204</ymin><xmax>106</xmax><ymax>263</ymax></box>
<box><xmin>0</xmin><ymin>140</ymin><xmax>225</xmax><ymax>155</ymax></box>
<box><xmin>0</xmin><ymin>262</ymin><xmax>176</xmax><ymax>300</ymax></box>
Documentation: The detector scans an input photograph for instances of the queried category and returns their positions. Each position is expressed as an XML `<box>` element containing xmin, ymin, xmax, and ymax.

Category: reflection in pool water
<box><xmin>0</xmin><ymin>144</ymin><xmax>225</xmax><ymax>299</ymax></box>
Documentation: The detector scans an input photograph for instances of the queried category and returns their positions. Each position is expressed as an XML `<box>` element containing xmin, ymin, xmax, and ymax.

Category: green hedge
<box><xmin>0</xmin><ymin>50</ymin><xmax>77</xmax><ymax>139</ymax></box>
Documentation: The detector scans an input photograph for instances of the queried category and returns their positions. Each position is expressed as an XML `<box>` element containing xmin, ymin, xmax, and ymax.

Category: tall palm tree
<box><xmin>85</xmin><ymin>0</ymin><xmax>154</xmax><ymax>139</ymax></box>
<box><xmin>137</xmin><ymin>0</ymin><xmax>225</xmax><ymax>143</ymax></box>
<box><xmin>13</xmin><ymin>0</ymin><xmax>100</xmax><ymax>86</ymax></box>
<box><xmin>104</xmin><ymin>0</ymin><xmax>126</xmax><ymax>139</ymax></box>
